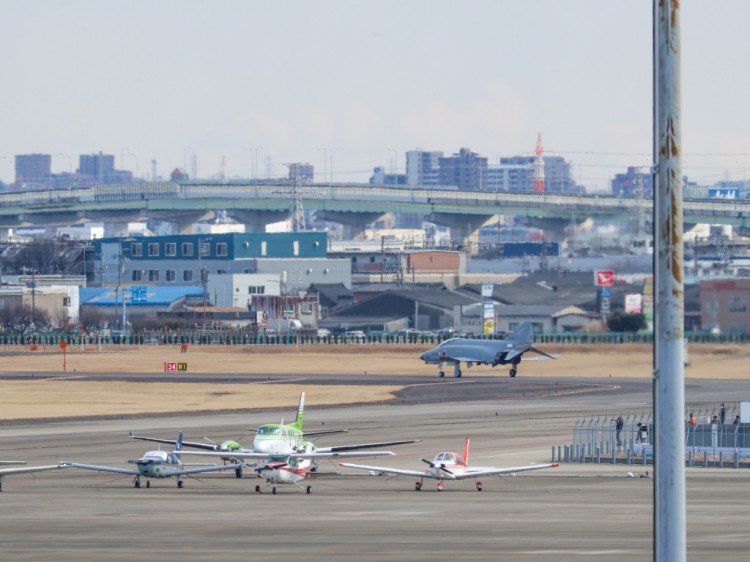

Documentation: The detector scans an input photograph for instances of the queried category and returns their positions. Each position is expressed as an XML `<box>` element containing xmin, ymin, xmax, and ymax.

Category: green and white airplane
<box><xmin>170</xmin><ymin>392</ymin><xmax>418</xmax><ymax>494</ymax></box>
<box><xmin>59</xmin><ymin>432</ymin><xmax>242</xmax><ymax>489</ymax></box>
<box><xmin>130</xmin><ymin>392</ymin><xmax>415</xmax><ymax>477</ymax></box>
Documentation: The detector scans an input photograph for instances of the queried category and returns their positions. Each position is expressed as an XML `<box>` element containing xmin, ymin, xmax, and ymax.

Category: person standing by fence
<box><xmin>615</xmin><ymin>416</ymin><xmax>624</xmax><ymax>449</ymax></box>
<box><xmin>720</xmin><ymin>403</ymin><xmax>726</xmax><ymax>425</ymax></box>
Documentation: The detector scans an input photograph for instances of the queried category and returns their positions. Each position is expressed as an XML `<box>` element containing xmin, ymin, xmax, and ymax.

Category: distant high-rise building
<box><xmin>77</xmin><ymin>152</ymin><xmax>132</xmax><ymax>185</ymax></box>
<box><xmin>287</xmin><ymin>163</ymin><xmax>314</xmax><ymax>183</ymax></box>
<box><xmin>369</xmin><ymin>166</ymin><xmax>406</xmax><ymax>186</ymax></box>
<box><xmin>406</xmin><ymin>150</ymin><xmax>443</xmax><ymax>186</ymax></box>
<box><xmin>612</xmin><ymin>167</ymin><xmax>654</xmax><ymax>198</ymax></box>
<box><xmin>493</xmin><ymin>155</ymin><xmax>576</xmax><ymax>193</ymax></box>
<box><xmin>438</xmin><ymin>148</ymin><xmax>488</xmax><ymax>191</ymax></box>
<box><xmin>15</xmin><ymin>154</ymin><xmax>51</xmax><ymax>186</ymax></box>
<box><xmin>78</xmin><ymin>153</ymin><xmax>115</xmax><ymax>182</ymax></box>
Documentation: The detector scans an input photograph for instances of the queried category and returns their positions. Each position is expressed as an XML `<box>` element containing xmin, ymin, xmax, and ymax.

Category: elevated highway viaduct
<box><xmin>1</xmin><ymin>181</ymin><xmax>748</xmax><ymax>243</ymax></box>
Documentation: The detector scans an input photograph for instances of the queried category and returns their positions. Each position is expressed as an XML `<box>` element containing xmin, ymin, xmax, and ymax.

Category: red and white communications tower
<box><xmin>532</xmin><ymin>133</ymin><xmax>546</xmax><ymax>193</ymax></box>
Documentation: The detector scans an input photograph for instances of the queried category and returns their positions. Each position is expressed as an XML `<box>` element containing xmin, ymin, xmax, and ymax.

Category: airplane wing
<box><xmin>0</xmin><ymin>461</ymin><xmax>27</xmax><ymax>466</ymax></box>
<box><xmin>291</xmin><ymin>451</ymin><xmax>395</xmax><ymax>460</ymax></box>
<box><xmin>129</xmin><ymin>433</ymin><xmax>220</xmax><ymax>451</ymax></box>
<box><xmin>315</xmin><ymin>439</ymin><xmax>418</xmax><ymax>454</ymax></box>
<box><xmin>168</xmin><ymin>464</ymin><xmax>243</xmax><ymax>477</ymax></box>
<box><xmin>529</xmin><ymin>346</ymin><xmax>559</xmax><ymax>360</ymax></box>
<box><xmin>452</xmin><ymin>462</ymin><xmax>558</xmax><ymax>480</ymax></box>
<box><xmin>0</xmin><ymin>465</ymin><xmax>63</xmax><ymax>476</ymax></box>
<box><xmin>302</xmin><ymin>429</ymin><xmax>350</xmax><ymax>437</ymax></box>
<box><xmin>339</xmin><ymin>462</ymin><xmax>432</xmax><ymax>479</ymax></box>
<box><xmin>58</xmin><ymin>462</ymin><xmax>140</xmax><ymax>476</ymax></box>
<box><xmin>172</xmin><ymin>451</ymin><xmax>271</xmax><ymax>460</ymax></box>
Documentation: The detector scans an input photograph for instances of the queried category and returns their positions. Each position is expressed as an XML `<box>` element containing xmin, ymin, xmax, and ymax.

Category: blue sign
<box><xmin>131</xmin><ymin>286</ymin><xmax>147</xmax><ymax>304</ymax></box>
<box><xmin>708</xmin><ymin>188</ymin><xmax>739</xmax><ymax>200</ymax></box>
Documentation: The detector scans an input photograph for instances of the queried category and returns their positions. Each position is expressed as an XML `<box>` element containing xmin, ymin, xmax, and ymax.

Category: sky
<box><xmin>1</xmin><ymin>0</ymin><xmax>749</xmax><ymax>191</ymax></box>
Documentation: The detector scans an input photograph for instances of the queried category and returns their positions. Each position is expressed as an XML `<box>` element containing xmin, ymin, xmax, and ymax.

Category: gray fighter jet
<box><xmin>420</xmin><ymin>321</ymin><xmax>557</xmax><ymax>378</ymax></box>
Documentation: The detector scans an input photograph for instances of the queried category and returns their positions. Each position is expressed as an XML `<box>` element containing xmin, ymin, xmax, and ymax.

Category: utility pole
<box><xmin>653</xmin><ymin>1</ymin><xmax>686</xmax><ymax>561</ymax></box>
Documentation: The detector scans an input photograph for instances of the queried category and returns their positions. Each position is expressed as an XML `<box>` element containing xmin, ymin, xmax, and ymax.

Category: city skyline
<box><xmin>1</xmin><ymin>1</ymin><xmax>749</xmax><ymax>190</ymax></box>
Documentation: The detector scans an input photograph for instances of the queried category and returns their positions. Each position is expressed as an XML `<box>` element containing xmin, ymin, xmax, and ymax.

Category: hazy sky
<box><xmin>1</xmin><ymin>1</ymin><xmax>749</xmax><ymax>191</ymax></box>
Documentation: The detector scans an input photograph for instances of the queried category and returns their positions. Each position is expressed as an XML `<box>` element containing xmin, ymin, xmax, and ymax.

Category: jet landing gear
<box><xmin>453</xmin><ymin>364</ymin><xmax>462</xmax><ymax>378</ymax></box>
<box><xmin>177</xmin><ymin>480</ymin><xmax>184</xmax><ymax>489</ymax></box>
<box><xmin>133</xmin><ymin>477</ymin><xmax>141</xmax><ymax>488</ymax></box>
<box><xmin>509</xmin><ymin>367</ymin><xmax>517</xmax><ymax>378</ymax></box>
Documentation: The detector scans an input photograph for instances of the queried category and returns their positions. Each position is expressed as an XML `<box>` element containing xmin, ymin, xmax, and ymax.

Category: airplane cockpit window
<box><xmin>257</xmin><ymin>427</ymin><xmax>281</xmax><ymax>435</ymax></box>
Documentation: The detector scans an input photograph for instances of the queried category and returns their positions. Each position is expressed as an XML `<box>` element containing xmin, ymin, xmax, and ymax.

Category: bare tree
<box><xmin>0</xmin><ymin>304</ymin><xmax>50</xmax><ymax>336</ymax></box>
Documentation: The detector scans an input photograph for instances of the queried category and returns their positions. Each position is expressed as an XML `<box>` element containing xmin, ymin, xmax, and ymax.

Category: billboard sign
<box><xmin>595</xmin><ymin>270</ymin><xmax>615</xmax><ymax>286</ymax></box>
<box><xmin>481</xmin><ymin>283</ymin><xmax>494</xmax><ymax>298</ymax></box>
<box><xmin>624</xmin><ymin>293</ymin><xmax>643</xmax><ymax>314</ymax></box>
<box><xmin>708</xmin><ymin>188</ymin><xmax>739</xmax><ymax>200</ymax></box>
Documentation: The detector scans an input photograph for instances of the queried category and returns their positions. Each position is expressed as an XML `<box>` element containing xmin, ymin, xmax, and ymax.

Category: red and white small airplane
<box><xmin>341</xmin><ymin>438</ymin><xmax>558</xmax><ymax>491</ymax></box>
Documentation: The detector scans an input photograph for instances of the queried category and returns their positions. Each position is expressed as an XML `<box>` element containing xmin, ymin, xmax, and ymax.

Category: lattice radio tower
<box><xmin>532</xmin><ymin>133</ymin><xmax>546</xmax><ymax>193</ymax></box>
<box><xmin>282</xmin><ymin>164</ymin><xmax>307</xmax><ymax>232</ymax></box>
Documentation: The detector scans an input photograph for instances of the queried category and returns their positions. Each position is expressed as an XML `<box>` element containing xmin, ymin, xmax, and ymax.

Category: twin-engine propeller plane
<box><xmin>131</xmin><ymin>392</ymin><xmax>416</xmax><ymax>486</ymax></box>
<box><xmin>340</xmin><ymin>437</ymin><xmax>558</xmax><ymax>491</ymax></box>
<box><xmin>420</xmin><ymin>321</ymin><xmax>557</xmax><ymax>378</ymax></box>
<box><xmin>171</xmin><ymin>392</ymin><xmax>416</xmax><ymax>494</ymax></box>
<box><xmin>59</xmin><ymin>432</ymin><xmax>242</xmax><ymax>489</ymax></box>
<box><xmin>0</xmin><ymin>461</ymin><xmax>67</xmax><ymax>492</ymax></box>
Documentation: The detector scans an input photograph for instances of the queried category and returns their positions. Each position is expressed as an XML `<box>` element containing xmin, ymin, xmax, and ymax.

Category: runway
<box><xmin>2</xmin><ymin>376</ymin><xmax>749</xmax><ymax>561</ymax></box>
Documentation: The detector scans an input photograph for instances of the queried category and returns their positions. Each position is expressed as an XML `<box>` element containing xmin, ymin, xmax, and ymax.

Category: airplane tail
<box><xmin>291</xmin><ymin>392</ymin><xmax>305</xmax><ymax>431</ymax></box>
<box><xmin>462</xmin><ymin>437</ymin><xmax>470</xmax><ymax>464</ymax></box>
<box><xmin>175</xmin><ymin>431</ymin><xmax>183</xmax><ymax>463</ymax></box>
<box><xmin>511</xmin><ymin>321</ymin><xmax>533</xmax><ymax>344</ymax></box>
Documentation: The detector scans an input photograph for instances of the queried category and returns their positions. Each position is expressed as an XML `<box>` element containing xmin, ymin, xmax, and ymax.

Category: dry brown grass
<box><xmin>2</xmin><ymin>342</ymin><xmax>747</xmax><ymax>420</ymax></box>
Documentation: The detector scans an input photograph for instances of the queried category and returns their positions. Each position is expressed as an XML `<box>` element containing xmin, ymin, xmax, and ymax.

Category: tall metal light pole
<box><xmin>317</xmin><ymin>147</ymin><xmax>327</xmax><ymax>185</ymax></box>
<box><xmin>653</xmin><ymin>1</ymin><xmax>685</xmax><ymax>560</ymax></box>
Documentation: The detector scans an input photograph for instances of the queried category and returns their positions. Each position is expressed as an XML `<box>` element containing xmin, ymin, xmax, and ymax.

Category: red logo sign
<box><xmin>595</xmin><ymin>270</ymin><xmax>615</xmax><ymax>286</ymax></box>
<box><xmin>164</xmin><ymin>362</ymin><xmax>177</xmax><ymax>372</ymax></box>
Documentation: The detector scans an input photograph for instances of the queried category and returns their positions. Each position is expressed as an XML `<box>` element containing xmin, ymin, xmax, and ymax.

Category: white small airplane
<box><xmin>59</xmin><ymin>432</ymin><xmax>242</xmax><ymax>489</ymax></box>
<box><xmin>0</xmin><ymin>461</ymin><xmax>66</xmax><ymax>492</ymax></box>
<box><xmin>176</xmin><ymin>446</ymin><xmax>397</xmax><ymax>495</ymax></box>
<box><xmin>341</xmin><ymin>437</ymin><xmax>558</xmax><ymax>491</ymax></box>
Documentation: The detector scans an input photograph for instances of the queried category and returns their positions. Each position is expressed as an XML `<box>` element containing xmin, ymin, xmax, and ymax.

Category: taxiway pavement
<box><xmin>1</xmin><ymin>376</ymin><xmax>749</xmax><ymax>561</ymax></box>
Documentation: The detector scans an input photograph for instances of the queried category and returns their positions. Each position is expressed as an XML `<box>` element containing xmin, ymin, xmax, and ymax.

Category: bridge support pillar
<box><xmin>316</xmin><ymin>211</ymin><xmax>385</xmax><ymax>241</ymax></box>
<box><xmin>169</xmin><ymin>212</ymin><xmax>215</xmax><ymax>234</ymax></box>
<box><xmin>0</xmin><ymin>227</ymin><xmax>12</xmax><ymax>241</ymax></box>
<box><xmin>230</xmin><ymin>210</ymin><xmax>288</xmax><ymax>233</ymax></box>
<box><xmin>427</xmin><ymin>213</ymin><xmax>493</xmax><ymax>254</ymax></box>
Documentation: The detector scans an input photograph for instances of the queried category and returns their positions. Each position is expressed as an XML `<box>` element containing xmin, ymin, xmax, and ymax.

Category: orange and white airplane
<box><xmin>340</xmin><ymin>438</ymin><xmax>557</xmax><ymax>491</ymax></box>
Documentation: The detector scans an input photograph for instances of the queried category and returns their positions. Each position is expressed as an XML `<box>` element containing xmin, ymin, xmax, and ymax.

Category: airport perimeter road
<box><xmin>2</xmin><ymin>389</ymin><xmax>749</xmax><ymax>561</ymax></box>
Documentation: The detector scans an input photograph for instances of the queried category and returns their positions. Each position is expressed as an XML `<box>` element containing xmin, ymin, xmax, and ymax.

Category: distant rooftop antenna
<box><xmin>533</xmin><ymin>133</ymin><xmax>546</xmax><ymax>193</ymax></box>
<box><xmin>151</xmin><ymin>159</ymin><xmax>157</xmax><ymax>181</ymax></box>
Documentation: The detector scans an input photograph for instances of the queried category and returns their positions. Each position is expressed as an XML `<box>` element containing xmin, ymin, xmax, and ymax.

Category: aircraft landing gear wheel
<box><xmin>454</xmin><ymin>371</ymin><xmax>462</xmax><ymax>378</ymax></box>
<box><xmin>272</xmin><ymin>486</ymin><xmax>277</xmax><ymax>495</ymax></box>
<box><xmin>306</xmin><ymin>485</ymin><xmax>312</xmax><ymax>494</ymax></box>
<box><xmin>438</xmin><ymin>371</ymin><xmax>445</xmax><ymax>378</ymax></box>
<box><xmin>146</xmin><ymin>481</ymin><xmax>150</xmax><ymax>489</ymax></box>
<box><xmin>134</xmin><ymin>480</ymin><xmax>141</xmax><ymax>489</ymax></box>
<box><xmin>255</xmin><ymin>484</ymin><xmax>261</xmax><ymax>494</ymax></box>
<box><xmin>235</xmin><ymin>467</ymin><xmax>243</xmax><ymax>479</ymax></box>
<box><xmin>509</xmin><ymin>368</ymin><xmax>517</xmax><ymax>378</ymax></box>
<box><xmin>177</xmin><ymin>480</ymin><xmax>183</xmax><ymax>489</ymax></box>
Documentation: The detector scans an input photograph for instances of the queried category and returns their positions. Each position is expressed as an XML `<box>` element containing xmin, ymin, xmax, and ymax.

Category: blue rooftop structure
<box><xmin>80</xmin><ymin>286</ymin><xmax>203</xmax><ymax>307</ymax></box>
